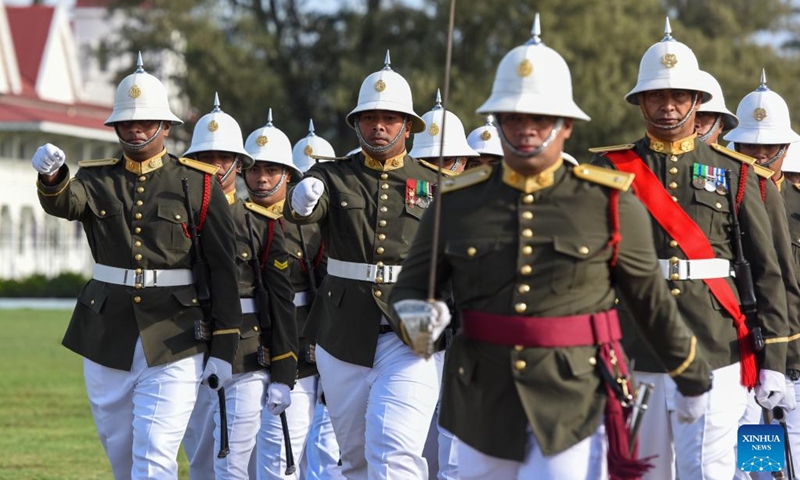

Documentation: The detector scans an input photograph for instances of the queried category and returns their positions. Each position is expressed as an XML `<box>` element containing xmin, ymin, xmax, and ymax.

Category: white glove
<box><xmin>202</xmin><ymin>357</ymin><xmax>232</xmax><ymax>391</ymax></box>
<box><xmin>291</xmin><ymin>177</ymin><xmax>325</xmax><ymax>217</ymax></box>
<box><xmin>780</xmin><ymin>377</ymin><xmax>797</xmax><ymax>411</ymax></box>
<box><xmin>267</xmin><ymin>382</ymin><xmax>292</xmax><ymax>415</ymax></box>
<box><xmin>32</xmin><ymin>143</ymin><xmax>65</xmax><ymax>175</ymax></box>
<box><xmin>393</xmin><ymin>299</ymin><xmax>451</xmax><ymax>359</ymax></box>
<box><xmin>674</xmin><ymin>391</ymin><xmax>709</xmax><ymax>424</ymax></box>
<box><xmin>756</xmin><ymin>369</ymin><xmax>787</xmax><ymax>410</ymax></box>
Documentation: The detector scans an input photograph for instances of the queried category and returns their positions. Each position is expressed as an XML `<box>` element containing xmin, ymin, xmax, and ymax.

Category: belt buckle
<box><xmin>366</xmin><ymin>264</ymin><xmax>378</xmax><ymax>282</ymax></box>
<box><xmin>668</xmin><ymin>260</ymin><xmax>680</xmax><ymax>281</ymax></box>
<box><xmin>135</xmin><ymin>269</ymin><xmax>145</xmax><ymax>289</ymax></box>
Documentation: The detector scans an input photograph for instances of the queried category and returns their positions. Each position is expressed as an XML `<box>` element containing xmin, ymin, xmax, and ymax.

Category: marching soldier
<box><xmin>465</xmin><ymin>115</ymin><xmax>504</xmax><ymax>171</ymax></box>
<box><xmin>724</xmin><ymin>73</ymin><xmax>800</xmax><ymax>477</ymax></box>
<box><xmin>390</xmin><ymin>15</ymin><xmax>712</xmax><ymax>479</ymax></box>
<box><xmin>410</xmin><ymin>89</ymin><xmax>479</xmax><ymax>175</ymax></box>
<box><xmin>694</xmin><ymin>70</ymin><xmax>738</xmax><ymax>145</ymax></box>
<box><xmin>590</xmin><ymin>20</ymin><xmax>790</xmax><ymax>479</ymax></box>
<box><xmin>283</xmin><ymin>51</ymin><xmax>443</xmax><ymax>479</ymax></box>
<box><xmin>181</xmin><ymin>96</ymin><xmax>297</xmax><ymax>480</ymax></box>
<box><xmin>245</xmin><ymin>114</ymin><xmax>332</xmax><ymax>479</ymax></box>
<box><xmin>32</xmin><ymin>56</ymin><xmax>241</xmax><ymax>479</ymax></box>
<box><xmin>286</xmin><ymin>119</ymin><xmax>345</xmax><ymax>480</ymax></box>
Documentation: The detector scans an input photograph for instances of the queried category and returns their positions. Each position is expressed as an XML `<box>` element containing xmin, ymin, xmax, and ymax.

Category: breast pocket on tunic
<box><xmin>332</xmin><ymin>193</ymin><xmax>366</xmax><ymax>239</ymax></box>
<box><xmin>692</xmin><ymin>190</ymin><xmax>731</xmax><ymax>243</ymax></box>
<box><xmin>86</xmin><ymin>198</ymin><xmax>123</xmax><ymax>247</ymax></box>
<box><xmin>401</xmin><ymin>203</ymin><xmax>427</xmax><ymax>244</ymax></box>
<box><xmin>156</xmin><ymin>204</ymin><xmax>192</xmax><ymax>253</ymax></box>
<box><xmin>549</xmin><ymin>236</ymin><xmax>608</xmax><ymax>294</ymax></box>
<box><xmin>444</xmin><ymin>238</ymin><xmax>507</xmax><ymax>297</ymax></box>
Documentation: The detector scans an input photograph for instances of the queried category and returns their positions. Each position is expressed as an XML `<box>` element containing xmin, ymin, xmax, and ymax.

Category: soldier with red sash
<box><xmin>391</xmin><ymin>15</ymin><xmax>712</xmax><ymax>479</ymax></box>
<box><xmin>590</xmin><ymin>20</ymin><xmax>790</xmax><ymax>480</ymax></box>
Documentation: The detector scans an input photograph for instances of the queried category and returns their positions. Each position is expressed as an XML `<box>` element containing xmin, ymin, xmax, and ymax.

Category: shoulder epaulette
<box><xmin>753</xmin><ymin>163</ymin><xmax>775</xmax><ymax>179</ymax></box>
<box><xmin>573</xmin><ymin>164</ymin><xmax>634</xmax><ymax>191</ymax></box>
<box><xmin>708</xmin><ymin>143</ymin><xmax>755</xmax><ymax>165</ymax></box>
<box><xmin>310</xmin><ymin>154</ymin><xmax>349</xmax><ymax>161</ymax></box>
<box><xmin>587</xmin><ymin>144</ymin><xmax>635</xmax><ymax>154</ymax></box>
<box><xmin>245</xmin><ymin>201</ymin><xmax>282</xmax><ymax>220</ymax></box>
<box><xmin>77</xmin><ymin>158</ymin><xmax>120</xmax><ymax>168</ymax></box>
<box><xmin>441</xmin><ymin>165</ymin><xmax>492</xmax><ymax>193</ymax></box>
<box><xmin>418</xmin><ymin>159</ymin><xmax>459</xmax><ymax>176</ymax></box>
<box><xmin>178</xmin><ymin>157</ymin><xmax>220</xmax><ymax>175</ymax></box>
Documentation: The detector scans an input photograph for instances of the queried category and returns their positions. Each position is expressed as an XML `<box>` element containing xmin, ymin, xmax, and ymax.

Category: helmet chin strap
<box><xmin>246</xmin><ymin>166</ymin><xmax>287</xmax><ymax>198</ymax></box>
<box><xmin>495</xmin><ymin>117</ymin><xmax>564</xmax><ymax>158</ymax></box>
<box><xmin>115</xmin><ymin>121</ymin><xmax>164</xmax><ymax>151</ymax></box>
<box><xmin>697</xmin><ymin>114</ymin><xmax>722</xmax><ymax>143</ymax></box>
<box><xmin>735</xmin><ymin>143</ymin><xmax>788</xmax><ymax>168</ymax></box>
<box><xmin>641</xmin><ymin>92</ymin><xmax>698</xmax><ymax>131</ymax></box>
<box><xmin>217</xmin><ymin>158</ymin><xmax>240</xmax><ymax>185</ymax></box>
<box><xmin>355</xmin><ymin>115</ymin><xmax>408</xmax><ymax>155</ymax></box>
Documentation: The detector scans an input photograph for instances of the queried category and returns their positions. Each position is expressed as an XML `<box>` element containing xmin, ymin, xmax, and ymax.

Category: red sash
<box><xmin>604</xmin><ymin>149</ymin><xmax>756</xmax><ymax>389</ymax></box>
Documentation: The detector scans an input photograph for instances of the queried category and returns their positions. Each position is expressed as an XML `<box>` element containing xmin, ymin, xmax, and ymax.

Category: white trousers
<box><xmin>422</xmin><ymin>350</ymin><xmax>458</xmax><ymax>480</ymax></box>
<box><xmin>733</xmin><ymin>382</ymin><xmax>800</xmax><ymax>480</ymax></box>
<box><xmin>256</xmin><ymin>374</ymin><xmax>316</xmax><ymax>479</ymax></box>
<box><xmin>636</xmin><ymin>362</ymin><xmax>747</xmax><ymax>480</ymax></box>
<box><xmin>83</xmin><ymin>338</ymin><xmax>203</xmax><ymax>480</ymax></box>
<box><xmin>457</xmin><ymin>425</ymin><xmax>607</xmax><ymax>479</ymax></box>
<box><xmin>316</xmin><ymin>333</ymin><xmax>440</xmax><ymax>480</ymax></box>
<box><xmin>183</xmin><ymin>369</ymin><xmax>267</xmax><ymax>480</ymax></box>
<box><xmin>304</xmin><ymin>395</ymin><xmax>346</xmax><ymax>479</ymax></box>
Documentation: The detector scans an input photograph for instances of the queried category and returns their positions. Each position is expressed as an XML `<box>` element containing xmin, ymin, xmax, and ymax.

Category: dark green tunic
<box><xmin>37</xmin><ymin>153</ymin><xmax>241</xmax><ymax>369</ymax></box>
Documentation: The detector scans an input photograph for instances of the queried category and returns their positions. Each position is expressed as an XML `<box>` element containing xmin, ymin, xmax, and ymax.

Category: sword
<box><xmin>206</xmin><ymin>374</ymin><xmax>230</xmax><ymax>458</ymax></box>
<box><xmin>627</xmin><ymin>382</ymin><xmax>654</xmax><ymax>455</ymax></box>
<box><xmin>773</xmin><ymin>407</ymin><xmax>796</xmax><ymax>480</ymax></box>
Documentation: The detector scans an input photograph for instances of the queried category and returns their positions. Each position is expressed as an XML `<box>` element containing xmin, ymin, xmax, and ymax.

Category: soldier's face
<box><xmin>196</xmin><ymin>151</ymin><xmax>240</xmax><ymax>189</ymax></box>
<box><xmin>115</xmin><ymin>120</ymin><xmax>170</xmax><ymax>159</ymax></box>
<box><xmin>695</xmin><ymin>112</ymin><xmax>722</xmax><ymax>144</ymax></box>
<box><xmin>245</xmin><ymin>162</ymin><xmax>289</xmax><ymax>200</ymax></box>
<box><xmin>356</xmin><ymin>110</ymin><xmax>411</xmax><ymax>158</ymax></box>
<box><xmin>465</xmin><ymin>155</ymin><xmax>502</xmax><ymax>170</ymax></box>
<box><xmin>496</xmin><ymin>113</ymin><xmax>572</xmax><ymax>174</ymax></box>
<box><xmin>736</xmin><ymin>143</ymin><xmax>786</xmax><ymax>173</ymax></box>
<box><xmin>640</xmin><ymin>89</ymin><xmax>700</xmax><ymax>137</ymax></box>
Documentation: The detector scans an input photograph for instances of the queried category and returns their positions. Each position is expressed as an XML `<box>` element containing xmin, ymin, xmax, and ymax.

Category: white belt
<box><xmin>658</xmin><ymin>258</ymin><xmax>732</xmax><ymax>280</ymax></box>
<box><xmin>327</xmin><ymin>258</ymin><xmax>402</xmax><ymax>284</ymax></box>
<box><xmin>240</xmin><ymin>298</ymin><xmax>256</xmax><ymax>314</ymax></box>
<box><xmin>93</xmin><ymin>264</ymin><xmax>194</xmax><ymax>288</ymax></box>
<box><xmin>294</xmin><ymin>290</ymin><xmax>311</xmax><ymax>307</ymax></box>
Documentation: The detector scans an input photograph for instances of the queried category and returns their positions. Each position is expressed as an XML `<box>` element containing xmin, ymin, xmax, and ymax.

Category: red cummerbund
<box><xmin>461</xmin><ymin>309</ymin><xmax>621</xmax><ymax>347</ymax></box>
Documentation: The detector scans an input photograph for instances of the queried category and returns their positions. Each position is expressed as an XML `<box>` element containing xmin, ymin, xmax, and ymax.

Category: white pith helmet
<box><xmin>292</xmin><ymin>119</ymin><xmax>336</xmax><ymax>173</ymax></box>
<box><xmin>724</xmin><ymin>69</ymin><xmax>800</xmax><ymax>145</ymax></box>
<box><xmin>346</xmin><ymin>51</ymin><xmax>426</xmax><ymax>133</ymax></box>
<box><xmin>476</xmin><ymin>13</ymin><xmax>590</xmax><ymax>121</ymax></box>
<box><xmin>696</xmin><ymin>71</ymin><xmax>738</xmax><ymax>130</ymax></box>
<box><xmin>105</xmin><ymin>52</ymin><xmax>183</xmax><ymax>126</ymax></box>
<box><xmin>625</xmin><ymin>18</ymin><xmax>712</xmax><ymax>105</ymax></box>
<box><xmin>244</xmin><ymin>108</ymin><xmax>302</xmax><ymax>178</ymax></box>
<box><xmin>410</xmin><ymin>89</ymin><xmax>478</xmax><ymax>159</ymax></box>
<box><xmin>782</xmin><ymin>144</ymin><xmax>800</xmax><ymax>173</ymax></box>
<box><xmin>467</xmin><ymin>115</ymin><xmax>504</xmax><ymax>157</ymax></box>
<box><xmin>183</xmin><ymin>92</ymin><xmax>253</xmax><ymax>168</ymax></box>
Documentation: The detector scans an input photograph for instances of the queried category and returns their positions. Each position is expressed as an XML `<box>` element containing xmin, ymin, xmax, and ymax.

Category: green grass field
<box><xmin>0</xmin><ymin>309</ymin><xmax>189</xmax><ymax>479</ymax></box>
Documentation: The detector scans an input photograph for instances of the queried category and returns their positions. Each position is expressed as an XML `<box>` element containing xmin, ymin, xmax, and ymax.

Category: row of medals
<box><xmin>692</xmin><ymin>175</ymin><xmax>728</xmax><ymax>195</ymax></box>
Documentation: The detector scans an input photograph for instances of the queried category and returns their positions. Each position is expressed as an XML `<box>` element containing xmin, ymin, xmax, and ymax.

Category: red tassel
<box><xmin>600</xmin><ymin>344</ymin><xmax>654</xmax><ymax>480</ymax></box>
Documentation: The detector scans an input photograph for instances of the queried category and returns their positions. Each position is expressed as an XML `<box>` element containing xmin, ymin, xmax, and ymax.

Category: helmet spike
<box><xmin>662</xmin><ymin>17</ymin><xmax>673</xmax><ymax>42</ymax></box>
<box><xmin>756</xmin><ymin>68</ymin><xmax>769</xmax><ymax>92</ymax></box>
<box><xmin>212</xmin><ymin>92</ymin><xmax>221</xmax><ymax>112</ymax></box>
<box><xmin>383</xmin><ymin>50</ymin><xmax>392</xmax><ymax>71</ymax></box>
<box><xmin>135</xmin><ymin>51</ymin><xmax>145</xmax><ymax>73</ymax></box>
<box><xmin>433</xmin><ymin>89</ymin><xmax>443</xmax><ymax>110</ymax></box>
<box><xmin>267</xmin><ymin>108</ymin><xmax>274</xmax><ymax>127</ymax></box>
<box><xmin>308</xmin><ymin>118</ymin><xmax>316</xmax><ymax>136</ymax></box>
<box><xmin>526</xmin><ymin>12</ymin><xmax>543</xmax><ymax>45</ymax></box>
